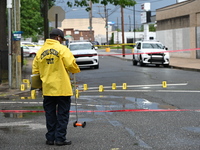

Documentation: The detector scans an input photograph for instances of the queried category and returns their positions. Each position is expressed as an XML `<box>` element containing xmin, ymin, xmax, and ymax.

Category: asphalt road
<box><xmin>0</xmin><ymin>56</ymin><xmax>200</xmax><ymax>150</ymax></box>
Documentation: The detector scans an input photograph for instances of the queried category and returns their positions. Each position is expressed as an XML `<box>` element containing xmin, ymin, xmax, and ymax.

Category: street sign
<box><xmin>48</xmin><ymin>6</ymin><xmax>65</xmax><ymax>22</ymax></box>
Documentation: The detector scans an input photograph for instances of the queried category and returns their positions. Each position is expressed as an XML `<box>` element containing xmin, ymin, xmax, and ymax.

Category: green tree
<box><xmin>21</xmin><ymin>0</ymin><xmax>43</xmax><ymax>38</ymax></box>
<box><xmin>67</xmin><ymin>0</ymin><xmax>136</xmax><ymax>10</ymax></box>
<box><xmin>110</xmin><ymin>33</ymin><xmax>114</xmax><ymax>45</ymax></box>
<box><xmin>135</xmin><ymin>24</ymin><xmax>156</xmax><ymax>32</ymax></box>
<box><xmin>149</xmin><ymin>24</ymin><xmax>156</xmax><ymax>32</ymax></box>
<box><xmin>21</xmin><ymin>0</ymin><xmax>54</xmax><ymax>39</ymax></box>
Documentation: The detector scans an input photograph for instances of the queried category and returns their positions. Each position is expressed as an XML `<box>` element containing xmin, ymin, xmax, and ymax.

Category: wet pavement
<box><xmin>1</xmin><ymin>51</ymin><xmax>200</xmax><ymax>149</ymax></box>
<box><xmin>1</xmin><ymin>92</ymin><xmax>200</xmax><ymax>149</ymax></box>
<box><xmin>1</xmin><ymin>49</ymin><xmax>200</xmax><ymax>96</ymax></box>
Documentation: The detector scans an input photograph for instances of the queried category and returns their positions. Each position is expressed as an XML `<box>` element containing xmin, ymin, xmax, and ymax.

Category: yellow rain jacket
<box><xmin>32</xmin><ymin>39</ymin><xmax>80</xmax><ymax>96</ymax></box>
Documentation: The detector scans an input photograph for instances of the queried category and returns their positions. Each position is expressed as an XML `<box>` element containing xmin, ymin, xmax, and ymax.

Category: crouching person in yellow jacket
<box><xmin>32</xmin><ymin>28</ymin><xmax>80</xmax><ymax>146</ymax></box>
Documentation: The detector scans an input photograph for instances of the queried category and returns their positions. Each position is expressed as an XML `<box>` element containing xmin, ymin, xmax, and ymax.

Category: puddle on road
<box><xmin>0</xmin><ymin>126</ymin><xmax>30</xmax><ymax>133</ymax></box>
<box><xmin>1</xmin><ymin>95</ymin><xmax>177</xmax><ymax>119</ymax></box>
<box><xmin>1</xmin><ymin>106</ymin><xmax>44</xmax><ymax>118</ymax></box>
<box><xmin>0</xmin><ymin>90</ymin><xmax>43</xmax><ymax>100</ymax></box>
<box><xmin>182</xmin><ymin>127</ymin><xmax>200</xmax><ymax>133</ymax></box>
<box><xmin>74</xmin><ymin>95</ymin><xmax>177</xmax><ymax>110</ymax></box>
<box><xmin>3</xmin><ymin>111</ymin><xmax>44</xmax><ymax>119</ymax></box>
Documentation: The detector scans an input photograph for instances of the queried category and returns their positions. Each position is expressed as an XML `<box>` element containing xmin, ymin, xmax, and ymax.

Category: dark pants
<box><xmin>43</xmin><ymin>96</ymin><xmax>71</xmax><ymax>142</ymax></box>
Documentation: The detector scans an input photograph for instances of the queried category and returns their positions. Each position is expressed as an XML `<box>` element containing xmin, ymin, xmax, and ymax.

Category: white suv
<box><xmin>133</xmin><ymin>41</ymin><xmax>170</xmax><ymax>67</ymax></box>
<box><xmin>68</xmin><ymin>42</ymin><xmax>99</xmax><ymax>69</ymax></box>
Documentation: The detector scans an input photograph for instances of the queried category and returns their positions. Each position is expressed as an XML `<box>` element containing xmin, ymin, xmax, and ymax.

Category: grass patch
<box><xmin>23</xmin><ymin>58</ymin><xmax>28</xmax><ymax>66</ymax></box>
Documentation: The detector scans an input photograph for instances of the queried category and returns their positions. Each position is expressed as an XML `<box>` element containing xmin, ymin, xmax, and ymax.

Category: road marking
<box><xmin>125</xmin><ymin>127</ymin><xmax>152</xmax><ymax>149</ymax></box>
<box><xmin>78</xmin><ymin>82</ymin><xmax>188</xmax><ymax>90</ymax></box>
<box><xmin>0</xmin><ymin>102</ymin><xmax>81</xmax><ymax>106</ymax></box>
<box><xmin>84</xmin><ymin>89</ymin><xmax>200</xmax><ymax>93</ymax></box>
<box><xmin>1</xmin><ymin>109</ymin><xmax>200</xmax><ymax>113</ymax></box>
<box><xmin>0</xmin><ymin>102</ymin><xmax>43</xmax><ymax>104</ymax></box>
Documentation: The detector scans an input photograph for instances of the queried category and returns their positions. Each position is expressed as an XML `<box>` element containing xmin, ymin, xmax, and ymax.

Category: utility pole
<box><xmin>104</xmin><ymin>5</ymin><xmax>108</xmax><ymax>45</ymax></box>
<box><xmin>89</xmin><ymin>0</ymin><xmax>93</xmax><ymax>41</ymax></box>
<box><xmin>121</xmin><ymin>6</ymin><xmax>125</xmax><ymax>57</ymax></box>
<box><xmin>133</xmin><ymin>5</ymin><xmax>136</xmax><ymax>43</ymax></box>
<box><xmin>117</xmin><ymin>17</ymin><xmax>119</xmax><ymax>44</ymax></box>
<box><xmin>129</xmin><ymin>15</ymin><xmax>131</xmax><ymax>32</ymax></box>
<box><xmin>7</xmin><ymin>0</ymin><xmax>12</xmax><ymax>88</ymax></box>
<box><xmin>117</xmin><ymin>17</ymin><xmax>119</xmax><ymax>51</ymax></box>
<box><xmin>0</xmin><ymin>0</ymin><xmax>7</xmax><ymax>84</ymax></box>
<box><xmin>11</xmin><ymin>0</ymin><xmax>21</xmax><ymax>88</ymax></box>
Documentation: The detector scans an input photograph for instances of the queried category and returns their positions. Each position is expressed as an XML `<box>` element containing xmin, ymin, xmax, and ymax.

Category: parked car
<box><xmin>91</xmin><ymin>41</ymin><xmax>100</xmax><ymax>48</ymax></box>
<box><xmin>68</xmin><ymin>42</ymin><xmax>99</xmax><ymax>69</ymax></box>
<box><xmin>21</xmin><ymin>45</ymin><xmax>30</xmax><ymax>57</ymax></box>
<box><xmin>21</xmin><ymin>41</ymin><xmax>41</xmax><ymax>57</ymax></box>
<box><xmin>132</xmin><ymin>40</ymin><xmax>170</xmax><ymax>67</ymax></box>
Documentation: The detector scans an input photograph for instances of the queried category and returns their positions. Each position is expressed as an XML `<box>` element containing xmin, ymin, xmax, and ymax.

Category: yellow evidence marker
<box><xmin>162</xmin><ymin>81</ymin><xmax>167</xmax><ymax>88</ymax></box>
<box><xmin>122</xmin><ymin>83</ymin><xmax>127</xmax><ymax>90</ymax></box>
<box><xmin>112</xmin><ymin>83</ymin><xmax>116</xmax><ymax>90</ymax></box>
<box><xmin>99</xmin><ymin>85</ymin><xmax>104</xmax><ymax>92</ymax></box>
<box><xmin>83</xmin><ymin>84</ymin><xmax>88</xmax><ymax>91</ymax></box>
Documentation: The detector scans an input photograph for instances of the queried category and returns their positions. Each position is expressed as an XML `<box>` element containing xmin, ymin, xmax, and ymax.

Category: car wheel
<box><xmin>156</xmin><ymin>64</ymin><xmax>160</xmax><ymax>67</ymax></box>
<box><xmin>30</xmin><ymin>53</ymin><xmax>36</xmax><ymax>58</ymax></box>
<box><xmin>132</xmin><ymin>55</ymin><xmax>138</xmax><ymax>66</ymax></box>
<box><xmin>139</xmin><ymin>55</ymin><xmax>145</xmax><ymax>66</ymax></box>
<box><xmin>164</xmin><ymin>64</ymin><xmax>169</xmax><ymax>67</ymax></box>
<box><xmin>94</xmin><ymin>64</ymin><xmax>99</xmax><ymax>69</ymax></box>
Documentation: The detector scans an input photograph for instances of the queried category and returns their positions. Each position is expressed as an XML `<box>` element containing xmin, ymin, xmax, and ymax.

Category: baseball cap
<box><xmin>50</xmin><ymin>28</ymin><xmax>66</xmax><ymax>41</ymax></box>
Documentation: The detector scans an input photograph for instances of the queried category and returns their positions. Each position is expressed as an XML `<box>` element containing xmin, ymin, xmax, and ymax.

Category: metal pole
<box><xmin>129</xmin><ymin>15</ymin><xmax>131</xmax><ymax>32</ymax></box>
<box><xmin>16</xmin><ymin>0</ymin><xmax>21</xmax><ymax>88</ymax></box>
<box><xmin>121</xmin><ymin>6</ymin><xmax>125</xmax><ymax>57</ymax></box>
<box><xmin>133</xmin><ymin>5</ymin><xmax>136</xmax><ymax>43</ymax></box>
<box><xmin>55</xmin><ymin>14</ymin><xmax>58</xmax><ymax>28</ymax></box>
<box><xmin>7</xmin><ymin>0</ymin><xmax>12</xmax><ymax>88</ymax></box>
<box><xmin>117</xmin><ymin>17</ymin><xmax>119</xmax><ymax>50</ymax></box>
<box><xmin>89</xmin><ymin>0</ymin><xmax>92</xmax><ymax>41</ymax></box>
<box><xmin>104</xmin><ymin>5</ymin><xmax>108</xmax><ymax>45</ymax></box>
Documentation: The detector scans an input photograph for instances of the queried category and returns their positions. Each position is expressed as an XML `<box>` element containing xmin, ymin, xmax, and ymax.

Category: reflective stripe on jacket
<box><xmin>32</xmin><ymin>39</ymin><xmax>80</xmax><ymax>96</ymax></box>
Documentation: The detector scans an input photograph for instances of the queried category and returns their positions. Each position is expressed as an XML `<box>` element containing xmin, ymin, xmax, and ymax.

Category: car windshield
<box><xmin>69</xmin><ymin>43</ymin><xmax>92</xmax><ymax>51</ymax></box>
<box><xmin>22</xmin><ymin>43</ymin><xmax>35</xmax><ymax>47</ymax></box>
<box><xmin>142</xmin><ymin>43</ymin><xmax>163</xmax><ymax>49</ymax></box>
<box><xmin>22</xmin><ymin>46</ymin><xmax>29</xmax><ymax>49</ymax></box>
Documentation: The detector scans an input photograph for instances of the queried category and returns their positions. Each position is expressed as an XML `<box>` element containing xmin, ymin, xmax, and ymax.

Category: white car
<box><xmin>21</xmin><ymin>42</ymin><xmax>41</xmax><ymax>57</ymax></box>
<box><xmin>133</xmin><ymin>41</ymin><xmax>170</xmax><ymax>67</ymax></box>
<box><xmin>68</xmin><ymin>42</ymin><xmax>99</xmax><ymax>69</ymax></box>
<box><xmin>21</xmin><ymin>45</ymin><xmax>30</xmax><ymax>57</ymax></box>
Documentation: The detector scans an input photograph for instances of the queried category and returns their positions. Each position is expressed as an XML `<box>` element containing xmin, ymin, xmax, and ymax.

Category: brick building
<box><xmin>60</xmin><ymin>18</ymin><xmax>109</xmax><ymax>44</ymax></box>
<box><xmin>63</xmin><ymin>28</ymin><xmax>94</xmax><ymax>42</ymax></box>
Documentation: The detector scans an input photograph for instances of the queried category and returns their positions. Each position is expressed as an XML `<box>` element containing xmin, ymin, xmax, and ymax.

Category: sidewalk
<box><xmin>0</xmin><ymin>58</ymin><xmax>33</xmax><ymax>94</ymax></box>
<box><xmin>0</xmin><ymin>51</ymin><xmax>200</xmax><ymax>94</ymax></box>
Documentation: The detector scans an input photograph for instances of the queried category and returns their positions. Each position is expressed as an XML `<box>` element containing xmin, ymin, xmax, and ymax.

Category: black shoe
<box><xmin>46</xmin><ymin>141</ymin><xmax>54</xmax><ymax>145</ymax></box>
<box><xmin>55</xmin><ymin>140</ymin><xmax>72</xmax><ymax>146</ymax></box>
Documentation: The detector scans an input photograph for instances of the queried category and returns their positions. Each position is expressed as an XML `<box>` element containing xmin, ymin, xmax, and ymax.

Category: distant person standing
<box><xmin>32</xmin><ymin>28</ymin><xmax>80</xmax><ymax>146</ymax></box>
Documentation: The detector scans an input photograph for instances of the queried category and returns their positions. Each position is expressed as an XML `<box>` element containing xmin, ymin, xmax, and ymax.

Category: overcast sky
<box><xmin>55</xmin><ymin>0</ymin><xmax>177</xmax><ymax>31</ymax></box>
